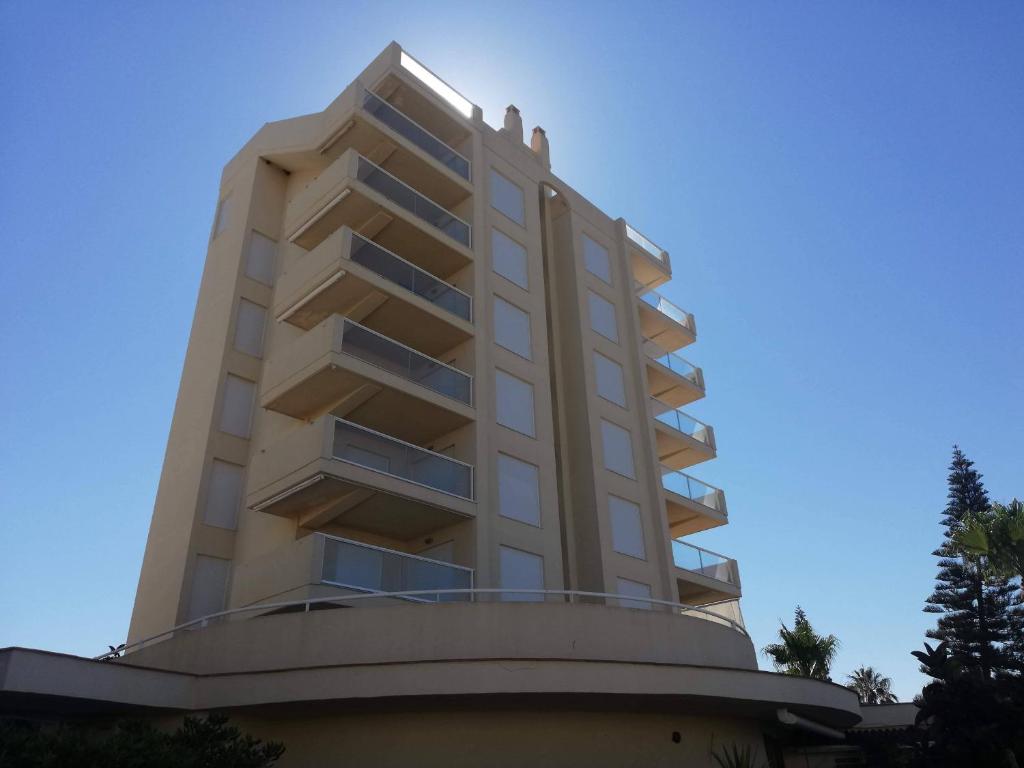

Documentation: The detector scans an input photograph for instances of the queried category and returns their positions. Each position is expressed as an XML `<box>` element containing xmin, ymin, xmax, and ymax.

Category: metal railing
<box><xmin>625</xmin><ymin>223</ymin><xmax>667</xmax><ymax>262</ymax></box>
<box><xmin>336</xmin><ymin>318</ymin><xmax>472</xmax><ymax>405</ymax></box>
<box><xmin>332</xmin><ymin>417</ymin><xmax>474</xmax><ymax>500</ymax></box>
<box><xmin>362</xmin><ymin>90</ymin><xmax>470</xmax><ymax>180</ymax></box>
<box><xmin>95</xmin><ymin>589</ymin><xmax>747</xmax><ymax>660</ymax></box>
<box><xmin>661</xmin><ymin>468</ymin><xmax>725</xmax><ymax>513</ymax></box>
<box><xmin>350</xmin><ymin>233</ymin><xmax>472</xmax><ymax>321</ymax></box>
<box><xmin>645</xmin><ymin>344</ymin><xmax>704</xmax><ymax>388</ymax></box>
<box><xmin>639</xmin><ymin>290</ymin><xmax>694</xmax><ymax>332</ymax></box>
<box><xmin>650</xmin><ymin>399</ymin><xmax>711</xmax><ymax>444</ymax></box>
<box><xmin>321</xmin><ymin>535</ymin><xmax>473</xmax><ymax>602</ymax></box>
<box><xmin>357</xmin><ymin>155</ymin><xmax>471</xmax><ymax>247</ymax></box>
<box><xmin>672</xmin><ymin>540</ymin><xmax>739</xmax><ymax>587</ymax></box>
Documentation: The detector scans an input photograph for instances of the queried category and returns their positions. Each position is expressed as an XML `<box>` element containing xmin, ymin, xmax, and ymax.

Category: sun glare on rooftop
<box><xmin>400</xmin><ymin>50</ymin><xmax>474</xmax><ymax>118</ymax></box>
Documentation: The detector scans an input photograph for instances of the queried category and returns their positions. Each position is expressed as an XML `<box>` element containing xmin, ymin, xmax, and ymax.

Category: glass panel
<box><xmin>245</xmin><ymin>231</ymin><xmax>277</xmax><ymax>285</ymax></box>
<box><xmin>203</xmin><ymin>460</ymin><xmax>243</xmax><ymax>530</ymax></box>
<box><xmin>339</xmin><ymin>319</ymin><xmax>471</xmax><ymax>404</ymax></box>
<box><xmin>363</xmin><ymin>90</ymin><xmax>470</xmax><ymax>179</ymax></box>
<box><xmin>601</xmin><ymin>419</ymin><xmax>635</xmax><ymax>479</ymax></box>
<box><xmin>494</xmin><ymin>297</ymin><xmax>532</xmax><ymax>360</ymax></box>
<box><xmin>357</xmin><ymin>156</ymin><xmax>471</xmax><ymax>246</ymax></box>
<box><xmin>349</xmin><ymin>234</ymin><xmax>470</xmax><ymax>320</ymax></box>
<box><xmin>233</xmin><ymin>299</ymin><xmax>267</xmax><ymax>358</ymax></box>
<box><xmin>625</xmin><ymin>223</ymin><xmax>664</xmax><ymax>261</ymax></box>
<box><xmin>322</xmin><ymin>536</ymin><xmax>472</xmax><ymax>602</ymax></box>
<box><xmin>588</xmin><ymin>291</ymin><xmax>618</xmax><ymax>343</ymax></box>
<box><xmin>616</xmin><ymin>577</ymin><xmax>652</xmax><ymax>610</ymax></box>
<box><xmin>219</xmin><ymin>375</ymin><xmax>255</xmax><ymax>438</ymax></box>
<box><xmin>609</xmin><ymin>496</ymin><xmax>645</xmax><ymax>559</ymax></box>
<box><xmin>671</xmin><ymin>541</ymin><xmax>737</xmax><ymax>586</ymax></box>
<box><xmin>660</xmin><ymin>469</ymin><xmax>721</xmax><ymax>512</ymax></box>
<box><xmin>640</xmin><ymin>291</ymin><xmax>692</xmax><ymax>330</ymax></box>
<box><xmin>652</xmin><ymin>403</ymin><xmax>710</xmax><ymax>443</ymax></box>
<box><xmin>332</xmin><ymin>419</ymin><xmax>473</xmax><ymax>499</ymax></box>
<box><xmin>648</xmin><ymin>348</ymin><xmax>702</xmax><ymax>386</ymax></box>
<box><xmin>593</xmin><ymin>352</ymin><xmax>626</xmax><ymax>407</ymax></box>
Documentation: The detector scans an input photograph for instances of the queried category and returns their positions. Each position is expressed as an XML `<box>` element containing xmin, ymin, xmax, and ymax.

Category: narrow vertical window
<box><xmin>600</xmin><ymin>419</ymin><xmax>635</xmax><ymax>478</ymax></box>
<box><xmin>499</xmin><ymin>546</ymin><xmax>544</xmax><ymax>602</ymax></box>
<box><xmin>219</xmin><ymin>375</ymin><xmax>255</xmax><ymax>439</ymax></box>
<box><xmin>583</xmin><ymin>234</ymin><xmax>612</xmax><ymax>284</ymax></box>
<box><xmin>186</xmin><ymin>555</ymin><xmax>231</xmax><ymax>621</ymax></box>
<box><xmin>609</xmin><ymin>496</ymin><xmax>645</xmax><ymax>559</ymax></box>
<box><xmin>213</xmin><ymin>194</ymin><xmax>233</xmax><ymax>238</ymax></box>
<box><xmin>498</xmin><ymin>453</ymin><xmax>541</xmax><ymax>527</ymax></box>
<box><xmin>245</xmin><ymin>231</ymin><xmax>277</xmax><ymax>285</ymax></box>
<box><xmin>593</xmin><ymin>351</ymin><xmax>626</xmax><ymax>407</ymax></box>
<box><xmin>616</xmin><ymin>577</ymin><xmax>652</xmax><ymax>610</ymax></box>
<box><xmin>233</xmin><ymin>299</ymin><xmax>267</xmax><ymax>358</ymax></box>
<box><xmin>494</xmin><ymin>296</ymin><xmax>532</xmax><ymax>360</ymax></box>
<box><xmin>495</xmin><ymin>370</ymin><xmax>535</xmax><ymax>437</ymax></box>
<box><xmin>490</xmin><ymin>169</ymin><xmax>525</xmax><ymax>226</ymax></box>
<box><xmin>203</xmin><ymin>460</ymin><xmax>244</xmax><ymax>530</ymax></box>
<box><xmin>491</xmin><ymin>229</ymin><xmax>528</xmax><ymax>289</ymax></box>
<box><xmin>588</xmin><ymin>290</ymin><xmax>619</xmax><ymax>343</ymax></box>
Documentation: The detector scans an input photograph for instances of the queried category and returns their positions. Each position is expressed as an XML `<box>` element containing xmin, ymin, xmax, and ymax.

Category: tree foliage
<box><xmin>0</xmin><ymin>713</ymin><xmax>285</xmax><ymax>768</ymax></box>
<box><xmin>923</xmin><ymin>446</ymin><xmax>1020</xmax><ymax>678</ymax></box>
<box><xmin>847</xmin><ymin>666</ymin><xmax>898</xmax><ymax>704</ymax></box>
<box><xmin>762</xmin><ymin>606</ymin><xmax>840</xmax><ymax>680</ymax></box>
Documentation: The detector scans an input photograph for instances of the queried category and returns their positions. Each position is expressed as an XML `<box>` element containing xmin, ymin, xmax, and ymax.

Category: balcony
<box><xmin>650</xmin><ymin>399</ymin><xmax>716</xmax><ymax>470</ymax></box>
<box><xmin>275</xmin><ymin>228</ymin><xmax>472</xmax><ymax>359</ymax></box>
<box><xmin>637</xmin><ymin>290</ymin><xmax>696</xmax><ymax>352</ymax></box>
<box><xmin>645</xmin><ymin>343</ymin><xmax>705</xmax><ymax>408</ymax></box>
<box><xmin>672</xmin><ymin>540</ymin><xmax>741</xmax><ymax>605</ymax></box>
<box><xmin>232</xmin><ymin>533</ymin><xmax>473</xmax><ymax>609</ymax></box>
<box><xmin>661</xmin><ymin>468</ymin><xmax>728</xmax><ymax>536</ymax></box>
<box><xmin>248</xmin><ymin>414</ymin><xmax>475</xmax><ymax>535</ymax></box>
<box><xmin>625</xmin><ymin>222</ymin><xmax>671</xmax><ymax>291</ymax></box>
<box><xmin>262</xmin><ymin>315</ymin><xmax>473</xmax><ymax>440</ymax></box>
<box><xmin>285</xmin><ymin>149</ymin><xmax>472</xmax><ymax>267</ymax></box>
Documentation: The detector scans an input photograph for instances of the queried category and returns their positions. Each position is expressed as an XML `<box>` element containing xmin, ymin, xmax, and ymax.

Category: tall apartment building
<box><xmin>1</xmin><ymin>44</ymin><xmax>860</xmax><ymax>767</ymax></box>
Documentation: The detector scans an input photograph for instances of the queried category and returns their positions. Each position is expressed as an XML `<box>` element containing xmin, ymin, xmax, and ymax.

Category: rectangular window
<box><xmin>494</xmin><ymin>296</ymin><xmax>532</xmax><ymax>360</ymax></box>
<box><xmin>213</xmin><ymin>194</ymin><xmax>232</xmax><ymax>238</ymax></box>
<box><xmin>219</xmin><ymin>375</ymin><xmax>255</xmax><ymax>439</ymax></box>
<box><xmin>490</xmin><ymin>169</ymin><xmax>525</xmax><ymax>226</ymax></box>
<box><xmin>245</xmin><ymin>231</ymin><xmax>277</xmax><ymax>285</ymax></box>
<box><xmin>496</xmin><ymin>370</ymin><xmax>535</xmax><ymax>437</ymax></box>
<box><xmin>583</xmin><ymin>234</ymin><xmax>612</xmax><ymax>284</ymax></box>
<box><xmin>600</xmin><ymin>419</ymin><xmax>635</xmax><ymax>478</ymax></box>
<box><xmin>594</xmin><ymin>351</ymin><xmax>626</xmax><ymax>407</ymax></box>
<box><xmin>609</xmin><ymin>496</ymin><xmax>645</xmax><ymax>560</ymax></box>
<box><xmin>203</xmin><ymin>460</ymin><xmax>244</xmax><ymax>530</ymax></box>
<box><xmin>186</xmin><ymin>555</ymin><xmax>231</xmax><ymax>621</ymax></box>
<box><xmin>499</xmin><ymin>545</ymin><xmax>544</xmax><ymax>602</ymax></box>
<box><xmin>498</xmin><ymin>453</ymin><xmax>541</xmax><ymax>527</ymax></box>
<box><xmin>492</xmin><ymin>228</ymin><xmax>528</xmax><ymax>289</ymax></box>
<box><xmin>616</xmin><ymin>577</ymin><xmax>652</xmax><ymax>610</ymax></box>
<box><xmin>588</xmin><ymin>290</ymin><xmax>618</xmax><ymax>343</ymax></box>
<box><xmin>233</xmin><ymin>299</ymin><xmax>267</xmax><ymax>358</ymax></box>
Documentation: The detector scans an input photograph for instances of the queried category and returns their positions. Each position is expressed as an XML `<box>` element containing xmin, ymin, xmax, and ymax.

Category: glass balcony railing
<box><xmin>321</xmin><ymin>534</ymin><xmax>473</xmax><ymax>602</ymax></box>
<box><xmin>661</xmin><ymin>468</ymin><xmax>724</xmax><ymax>513</ymax></box>
<box><xmin>332</xmin><ymin>418</ymin><xmax>474</xmax><ymax>499</ymax></box>
<box><xmin>337</xmin><ymin>318</ymin><xmax>472</xmax><ymax>405</ymax></box>
<box><xmin>349</xmin><ymin>233</ymin><xmax>471</xmax><ymax>321</ymax></box>
<box><xmin>646</xmin><ymin>345</ymin><xmax>703</xmax><ymax>388</ymax></box>
<box><xmin>651</xmin><ymin>401</ymin><xmax>711</xmax><ymax>444</ymax></box>
<box><xmin>362</xmin><ymin>90</ymin><xmax>471</xmax><ymax>180</ymax></box>
<box><xmin>639</xmin><ymin>290</ymin><xmax>693</xmax><ymax>332</ymax></box>
<box><xmin>626</xmin><ymin>223</ymin><xmax>666</xmax><ymax>262</ymax></box>
<box><xmin>357</xmin><ymin>155</ymin><xmax>471</xmax><ymax>247</ymax></box>
<box><xmin>671</xmin><ymin>540</ymin><xmax>738</xmax><ymax>587</ymax></box>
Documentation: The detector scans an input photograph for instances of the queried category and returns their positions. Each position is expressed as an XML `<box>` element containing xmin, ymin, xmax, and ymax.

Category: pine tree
<box><xmin>924</xmin><ymin>446</ymin><xmax>1020</xmax><ymax>677</ymax></box>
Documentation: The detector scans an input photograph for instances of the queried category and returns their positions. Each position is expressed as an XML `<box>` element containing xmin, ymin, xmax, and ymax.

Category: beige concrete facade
<box><xmin>0</xmin><ymin>43</ymin><xmax>863</xmax><ymax>766</ymax></box>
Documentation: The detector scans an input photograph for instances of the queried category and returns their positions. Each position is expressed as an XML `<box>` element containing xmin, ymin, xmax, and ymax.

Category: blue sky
<box><xmin>1</xmin><ymin>2</ymin><xmax>1021</xmax><ymax>700</ymax></box>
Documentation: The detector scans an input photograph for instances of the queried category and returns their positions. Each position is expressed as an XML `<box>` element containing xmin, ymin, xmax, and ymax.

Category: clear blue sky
<box><xmin>1</xmin><ymin>2</ymin><xmax>1021</xmax><ymax>701</ymax></box>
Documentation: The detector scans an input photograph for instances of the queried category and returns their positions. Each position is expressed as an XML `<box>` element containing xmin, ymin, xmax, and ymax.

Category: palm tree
<box><xmin>762</xmin><ymin>606</ymin><xmax>840</xmax><ymax>680</ymax></box>
<box><xmin>847</xmin><ymin>666</ymin><xmax>898</xmax><ymax>704</ymax></box>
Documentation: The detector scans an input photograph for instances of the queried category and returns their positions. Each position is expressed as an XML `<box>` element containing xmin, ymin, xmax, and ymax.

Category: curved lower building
<box><xmin>0</xmin><ymin>43</ymin><xmax>860</xmax><ymax>767</ymax></box>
